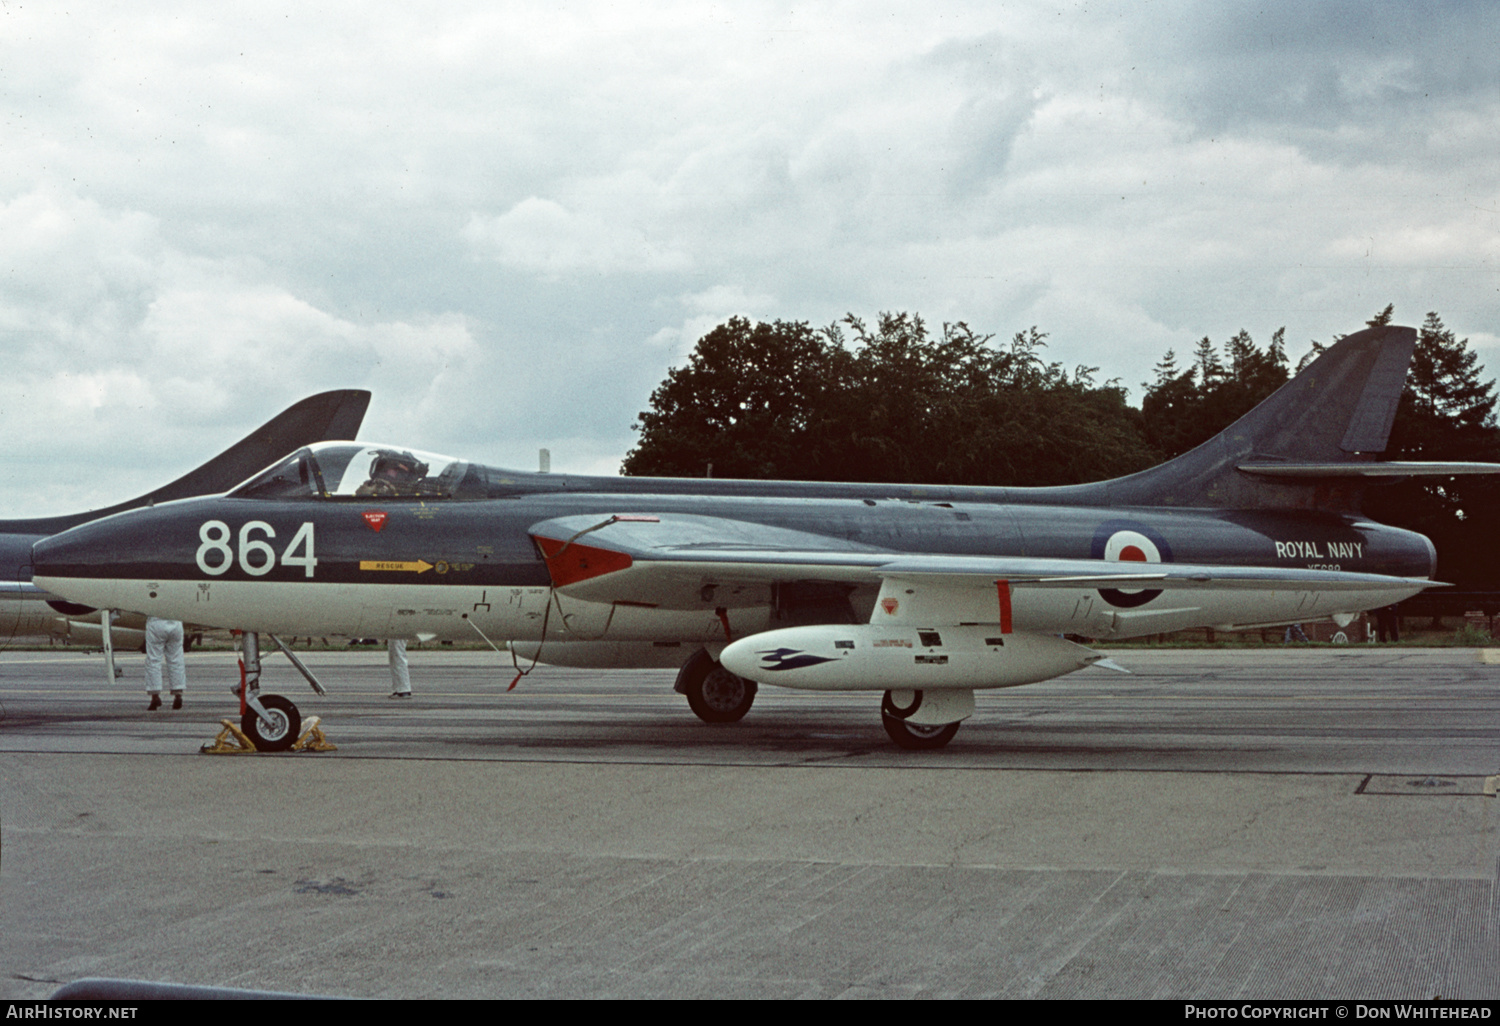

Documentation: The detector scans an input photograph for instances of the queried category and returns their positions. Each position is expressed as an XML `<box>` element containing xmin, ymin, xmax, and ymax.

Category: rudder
<box><xmin>1105</xmin><ymin>324</ymin><xmax>1416</xmax><ymax>511</ymax></box>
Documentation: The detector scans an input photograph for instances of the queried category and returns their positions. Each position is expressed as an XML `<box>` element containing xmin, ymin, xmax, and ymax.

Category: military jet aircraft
<box><xmin>30</xmin><ymin>324</ymin><xmax>1499</xmax><ymax>749</ymax></box>
<box><xmin>1</xmin><ymin>389</ymin><xmax>369</xmax><ymax>650</ymax></box>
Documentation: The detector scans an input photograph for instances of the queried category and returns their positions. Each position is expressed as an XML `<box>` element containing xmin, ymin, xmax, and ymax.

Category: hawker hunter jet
<box><xmin>1</xmin><ymin>390</ymin><xmax>369</xmax><ymax>651</ymax></box>
<box><xmin>31</xmin><ymin>325</ymin><xmax>1497</xmax><ymax>749</ymax></box>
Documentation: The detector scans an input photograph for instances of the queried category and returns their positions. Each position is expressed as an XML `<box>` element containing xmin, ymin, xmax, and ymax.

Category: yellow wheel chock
<box><xmin>200</xmin><ymin>720</ymin><xmax>258</xmax><ymax>754</ymax></box>
<box><xmin>291</xmin><ymin>716</ymin><xmax>337</xmax><ymax>752</ymax></box>
<box><xmin>200</xmin><ymin>715</ymin><xmax>337</xmax><ymax>754</ymax></box>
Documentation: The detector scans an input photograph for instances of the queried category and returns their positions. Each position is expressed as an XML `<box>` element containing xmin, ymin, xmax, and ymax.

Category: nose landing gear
<box><xmin>222</xmin><ymin>631</ymin><xmax>332</xmax><ymax>753</ymax></box>
<box><xmin>241</xmin><ymin>693</ymin><xmax>302</xmax><ymax>752</ymax></box>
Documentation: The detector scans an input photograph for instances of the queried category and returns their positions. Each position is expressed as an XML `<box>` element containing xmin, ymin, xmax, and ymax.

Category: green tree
<box><xmin>625</xmin><ymin>313</ymin><xmax>1161</xmax><ymax>486</ymax></box>
<box><xmin>1141</xmin><ymin>327</ymin><xmax>1290</xmax><ymax>459</ymax></box>
<box><xmin>1139</xmin><ymin>349</ymin><xmax>1204</xmax><ymax>460</ymax></box>
<box><xmin>622</xmin><ymin>318</ymin><xmax>850</xmax><ymax>479</ymax></box>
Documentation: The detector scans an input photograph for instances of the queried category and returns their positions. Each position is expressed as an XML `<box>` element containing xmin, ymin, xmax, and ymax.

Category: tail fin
<box><xmin>1107</xmin><ymin>324</ymin><xmax>1416</xmax><ymax>511</ymax></box>
<box><xmin>2</xmin><ymin>389</ymin><xmax>371</xmax><ymax>534</ymax></box>
<box><xmin>138</xmin><ymin>389</ymin><xmax>371</xmax><ymax>506</ymax></box>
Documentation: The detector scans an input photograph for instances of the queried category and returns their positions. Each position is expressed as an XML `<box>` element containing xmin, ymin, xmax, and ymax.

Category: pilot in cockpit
<box><xmin>355</xmin><ymin>451</ymin><xmax>429</xmax><ymax>497</ymax></box>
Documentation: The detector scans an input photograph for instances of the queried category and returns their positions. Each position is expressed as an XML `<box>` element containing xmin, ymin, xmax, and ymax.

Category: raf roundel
<box><xmin>1102</xmin><ymin>529</ymin><xmax>1161</xmax><ymax>565</ymax></box>
<box><xmin>1091</xmin><ymin>520</ymin><xmax>1173</xmax><ymax>608</ymax></box>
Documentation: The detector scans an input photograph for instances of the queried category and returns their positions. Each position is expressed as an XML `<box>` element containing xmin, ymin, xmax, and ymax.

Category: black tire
<box><xmin>881</xmin><ymin>710</ymin><xmax>960</xmax><ymax>750</ymax></box>
<box><xmin>683</xmin><ymin>658</ymin><xmax>757</xmax><ymax>724</ymax></box>
<box><xmin>241</xmin><ymin>694</ymin><xmax>301</xmax><ymax>752</ymax></box>
<box><xmin>881</xmin><ymin>688</ymin><xmax>924</xmax><ymax>719</ymax></box>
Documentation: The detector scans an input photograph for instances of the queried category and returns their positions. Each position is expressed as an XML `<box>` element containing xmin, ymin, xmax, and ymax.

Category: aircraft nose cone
<box><xmin>31</xmin><ymin>502</ymin><xmax>198</xmax><ymax>611</ymax></box>
<box><xmin>32</xmin><ymin>520</ymin><xmax>130</xmax><ymax>611</ymax></box>
<box><xmin>31</xmin><ymin>531</ymin><xmax>80</xmax><ymax>576</ymax></box>
<box><xmin>32</xmin><ymin>522</ymin><xmax>114</xmax><ymax>577</ymax></box>
<box><xmin>32</xmin><ymin>533</ymin><xmax>114</xmax><ymax>612</ymax></box>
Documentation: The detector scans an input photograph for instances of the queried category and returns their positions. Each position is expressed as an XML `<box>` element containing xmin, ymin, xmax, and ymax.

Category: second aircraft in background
<box><xmin>0</xmin><ymin>390</ymin><xmax>369</xmax><ymax>651</ymax></box>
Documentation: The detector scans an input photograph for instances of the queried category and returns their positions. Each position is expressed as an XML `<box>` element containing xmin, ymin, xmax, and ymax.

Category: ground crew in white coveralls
<box><xmin>388</xmin><ymin>638</ymin><xmax>412</xmax><ymax>698</ymax></box>
<box><xmin>144</xmin><ymin>616</ymin><xmax>187</xmax><ymax>710</ymax></box>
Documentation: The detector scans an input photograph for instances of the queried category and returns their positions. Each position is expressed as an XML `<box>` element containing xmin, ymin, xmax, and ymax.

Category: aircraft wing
<box><xmin>528</xmin><ymin>512</ymin><xmax>1439</xmax><ymax>610</ymax></box>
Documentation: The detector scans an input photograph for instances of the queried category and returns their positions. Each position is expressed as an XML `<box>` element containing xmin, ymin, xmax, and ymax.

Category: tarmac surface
<box><xmin>1</xmin><ymin>645</ymin><xmax>1498</xmax><ymax>999</ymax></box>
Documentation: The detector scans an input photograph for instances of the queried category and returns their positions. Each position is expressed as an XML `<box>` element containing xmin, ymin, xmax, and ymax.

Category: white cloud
<box><xmin>3</xmin><ymin>1</ymin><xmax>1499</xmax><ymax>511</ymax></box>
<box><xmin>0</xmin><ymin>187</ymin><xmax>486</xmax><ymax>513</ymax></box>
<box><xmin>463</xmin><ymin>197</ymin><xmax>693</xmax><ymax>277</ymax></box>
<box><xmin>642</xmin><ymin>284</ymin><xmax>778</xmax><ymax>363</ymax></box>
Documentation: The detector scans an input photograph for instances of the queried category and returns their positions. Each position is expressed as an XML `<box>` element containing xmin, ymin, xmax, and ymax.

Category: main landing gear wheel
<box><xmin>241</xmin><ymin>694</ymin><xmax>301</xmax><ymax>752</ymax></box>
<box><xmin>679</xmin><ymin>652</ymin><xmax>757</xmax><ymax>724</ymax></box>
<box><xmin>880</xmin><ymin>690</ymin><xmax>961</xmax><ymax>750</ymax></box>
<box><xmin>881</xmin><ymin>712</ymin><xmax>961</xmax><ymax>750</ymax></box>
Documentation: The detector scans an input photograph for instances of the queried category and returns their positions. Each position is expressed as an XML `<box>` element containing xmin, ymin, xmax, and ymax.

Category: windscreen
<box><xmin>230</xmin><ymin>448</ymin><xmax>320</xmax><ymax>499</ymax></box>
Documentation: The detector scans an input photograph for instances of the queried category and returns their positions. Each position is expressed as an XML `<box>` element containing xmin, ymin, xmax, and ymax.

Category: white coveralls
<box><xmin>388</xmin><ymin>639</ymin><xmax>411</xmax><ymax>696</ymax></box>
<box><xmin>144</xmin><ymin>617</ymin><xmax>187</xmax><ymax>695</ymax></box>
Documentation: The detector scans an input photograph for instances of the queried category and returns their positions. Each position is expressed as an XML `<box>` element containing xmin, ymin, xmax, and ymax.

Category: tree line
<box><xmin>623</xmin><ymin>313</ymin><xmax>1159</xmax><ymax>486</ymax></box>
<box><xmin>623</xmin><ymin>307</ymin><xmax>1500</xmax><ymax>588</ymax></box>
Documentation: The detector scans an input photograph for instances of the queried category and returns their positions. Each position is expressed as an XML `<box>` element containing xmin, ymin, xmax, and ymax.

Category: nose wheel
<box><xmin>232</xmin><ymin>630</ymin><xmax>323</xmax><ymax>752</ymax></box>
<box><xmin>241</xmin><ymin>694</ymin><xmax>302</xmax><ymax>752</ymax></box>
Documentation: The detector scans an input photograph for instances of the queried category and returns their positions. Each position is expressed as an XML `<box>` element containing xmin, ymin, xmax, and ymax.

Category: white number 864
<box><xmin>196</xmin><ymin>520</ymin><xmax>317</xmax><ymax>578</ymax></box>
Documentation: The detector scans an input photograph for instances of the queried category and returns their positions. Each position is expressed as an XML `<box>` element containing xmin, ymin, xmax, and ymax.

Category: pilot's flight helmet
<box><xmin>369</xmin><ymin>450</ymin><xmax>429</xmax><ymax>483</ymax></box>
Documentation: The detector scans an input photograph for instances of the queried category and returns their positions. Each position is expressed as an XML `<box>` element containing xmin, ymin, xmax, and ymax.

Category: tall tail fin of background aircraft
<box><xmin>135</xmin><ymin>389</ymin><xmax>370</xmax><ymax>507</ymax></box>
<box><xmin>1104</xmin><ymin>324</ymin><xmax>1416</xmax><ymax>511</ymax></box>
<box><xmin>0</xmin><ymin>389</ymin><xmax>371</xmax><ymax>535</ymax></box>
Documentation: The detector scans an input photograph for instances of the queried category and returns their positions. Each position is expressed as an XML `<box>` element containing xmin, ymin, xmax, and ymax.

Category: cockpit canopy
<box><xmin>231</xmin><ymin>442</ymin><xmax>474</xmax><ymax>500</ymax></box>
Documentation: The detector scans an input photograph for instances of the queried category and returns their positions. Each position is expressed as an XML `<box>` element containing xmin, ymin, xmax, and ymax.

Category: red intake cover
<box><xmin>532</xmin><ymin>535</ymin><xmax>634</xmax><ymax>587</ymax></box>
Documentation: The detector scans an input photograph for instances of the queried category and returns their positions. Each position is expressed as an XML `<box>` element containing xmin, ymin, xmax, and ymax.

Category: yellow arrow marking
<box><xmin>360</xmin><ymin>560</ymin><xmax>434</xmax><ymax>574</ymax></box>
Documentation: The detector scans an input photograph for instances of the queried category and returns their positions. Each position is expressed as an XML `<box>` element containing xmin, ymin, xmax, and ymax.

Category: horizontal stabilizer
<box><xmin>1238</xmin><ymin>461</ymin><xmax>1500</xmax><ymax>478</ymax></box>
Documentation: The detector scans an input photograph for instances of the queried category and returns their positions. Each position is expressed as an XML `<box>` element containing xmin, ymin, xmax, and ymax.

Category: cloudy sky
<box><xmin>3</xmin><ymin>0</ymin><xmax>1497</xmax><ymax>515</ymax></box>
